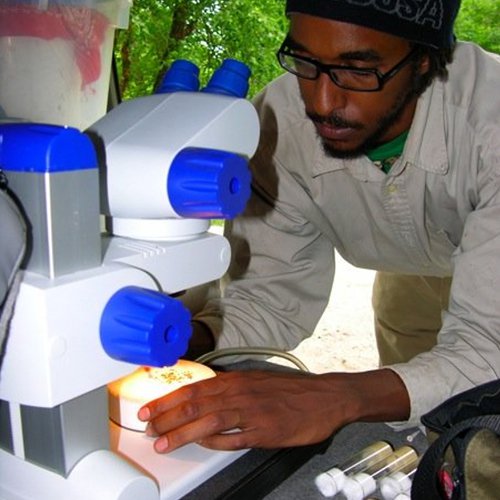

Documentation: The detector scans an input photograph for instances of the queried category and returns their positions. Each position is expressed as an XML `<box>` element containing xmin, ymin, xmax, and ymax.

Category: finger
<box><xmin>148</xmin><ymin>392</ymin><xmax>242</xmax><ymax>436</ymax></box>
<box><xmin>146</xmin><ymin>386</ymin><xmax>239</xmax><ymax>437</ymax></box>
<box><xmin>197</xmin><ymin>429</ymin><xmax>255</xmax><ymax>451</ymax></box>
<box><xmin>152</xmin><ymin>409</ymin><xmax>242</xmax><ymax>453</ymax></box>
<box><xmin>138</xmin><ymin>375</ymin><xmax>223</xmax><ymax>422</ymax></box>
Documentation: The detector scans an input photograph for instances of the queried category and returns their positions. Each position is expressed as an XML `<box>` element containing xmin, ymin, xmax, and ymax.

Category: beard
<box><xmin>307</xmin><ymin>68</ymin><xmax>422</xmax><ymax>159</ymax></box>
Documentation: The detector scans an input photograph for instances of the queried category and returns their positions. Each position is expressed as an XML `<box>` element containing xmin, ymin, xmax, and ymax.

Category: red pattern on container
<box><xmin>0</xmin><ymin>4</ymin><xmax>109</xmax><ymax>85</ymax></box>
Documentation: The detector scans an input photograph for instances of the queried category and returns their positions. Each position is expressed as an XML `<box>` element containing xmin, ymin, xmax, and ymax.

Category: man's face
<box><xmin>288</xmin><ymin>14</ymin><xmax>426</xmax><ymax>158</ymax></box>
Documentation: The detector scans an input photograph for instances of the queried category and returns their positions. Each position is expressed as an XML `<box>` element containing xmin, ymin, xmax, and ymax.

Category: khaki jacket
<box><xmin>196</xmin><ymin>42</ymin><xmax>500</xmax><ymax>426</ymax></box>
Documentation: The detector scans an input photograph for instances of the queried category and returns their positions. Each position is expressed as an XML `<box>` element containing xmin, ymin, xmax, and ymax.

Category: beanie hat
<box><xmin>285</xmin><ymin>0</ymin><xmax>461</xmax><ymax>49</ymax></box>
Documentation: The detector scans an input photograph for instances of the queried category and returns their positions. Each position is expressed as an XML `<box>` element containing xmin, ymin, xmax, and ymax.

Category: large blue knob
<box><xmin>168</xmin><ymin>147</ymin><xmax>251</xmax><ymax>219</ymax></box>
<box><xmin>100</xmin><ymin>286</ymin><xmax>192</xmax><ymax>367</ymax></box>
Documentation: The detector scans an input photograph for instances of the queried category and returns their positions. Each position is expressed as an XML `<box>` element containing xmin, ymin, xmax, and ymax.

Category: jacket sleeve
<box><xmin>194</xmin><ymin>147</ymin><xmax>335</xmax><ymax>355</ymax></box>
<box><xmin>390</xmin><ymin>132</ymin><xmax>500</xmax><ymax>427</ymax></box>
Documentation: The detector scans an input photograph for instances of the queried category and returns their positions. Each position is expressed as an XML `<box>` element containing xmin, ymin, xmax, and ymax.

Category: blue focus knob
<box><xmin>167</xmin><ymin>147</ymin><xmax>251</xmax><ymax>219</ymax></box>
<box><xmin>100</xmin><ymin>286</ymin><xmax>192</xmax><ymax>367</ymax></box>
<box><xmin>202</xmin><ymin>59</ymin><xmax>251</xmax><ymax>98</ymax></box>
<box><xmin>156</xmin><ymin>59</ymin><xmax>200</xmax><ymax>93</ymax></box>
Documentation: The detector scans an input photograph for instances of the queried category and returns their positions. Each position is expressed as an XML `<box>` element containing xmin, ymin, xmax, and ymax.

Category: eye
<box><xmin>345</xmin><ymin>69</ymin><xmax>375</xmax><ymax>79</ymax></box>
<box><xmin>333</xmin><ymin>68</ymin><xmax>379</xmax><ymax>89</ymax></box>
<box><xmin>293</xmin><ymin>58</ymin><xmax>314</xmax><ymax>71</ymax></box>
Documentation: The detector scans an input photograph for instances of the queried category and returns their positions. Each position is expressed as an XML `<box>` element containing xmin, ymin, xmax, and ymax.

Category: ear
<box><xmin>418</xmin><ymin>53</ymin><xmax>431</xmax><ymax>75</ymax></box>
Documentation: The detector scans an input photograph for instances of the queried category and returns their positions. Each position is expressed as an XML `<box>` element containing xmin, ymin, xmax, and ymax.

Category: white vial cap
<box><xmin>314</xmin><ymin>468</ymin><xmax>346</xmax><ymax>497</ymax></box>
<box><xmin>341</xmin><ymin>472</ymin><xmax>377</xmax><ymax>500</ymax></box>
<box><xmin>379</xmin><ymin>472</ymin><xmax>413</xmax><ymax>500</ymax></box>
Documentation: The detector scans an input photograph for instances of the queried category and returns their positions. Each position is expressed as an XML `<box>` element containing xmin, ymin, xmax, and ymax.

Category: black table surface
<box><xmin>265</xmin><ymin>421</ymin><xmax>427</xmax><ymax>499</ymax></box>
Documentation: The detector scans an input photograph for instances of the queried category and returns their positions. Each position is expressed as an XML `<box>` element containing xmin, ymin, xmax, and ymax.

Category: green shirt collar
<box><xmin>367</xmin><ymin>131</ymin><xmax>409</xmax><ymax>173</ymax></box>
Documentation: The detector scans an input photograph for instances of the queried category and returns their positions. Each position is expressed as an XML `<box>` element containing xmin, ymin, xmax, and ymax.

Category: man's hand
<box><xmin>137</xmin><ymin>368</ymin><xmax>410</xmax><ymax>453</ymax></box>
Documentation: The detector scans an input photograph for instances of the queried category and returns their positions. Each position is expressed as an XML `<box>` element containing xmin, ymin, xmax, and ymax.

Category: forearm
<box><xmin>321</xmin><ymin>368</ymin><xmax>411</xmax><ymax>425</ymax></box>
<box><xmin>185</xmin><ymin>318</ymin><xmax>411</xmax><ymax>425</ymax></box>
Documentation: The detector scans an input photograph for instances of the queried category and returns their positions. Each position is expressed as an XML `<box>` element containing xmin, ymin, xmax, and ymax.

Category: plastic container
<box><xmin>0</xmin><ymin>0</ymin><xmax>131</xmax><ymax>130</ymax></box>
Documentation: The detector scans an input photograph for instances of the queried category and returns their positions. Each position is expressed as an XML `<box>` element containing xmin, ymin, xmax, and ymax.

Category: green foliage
<box><xmin>454</xmin><ymin>0</ymin><xmax>500</xmax><ymax>53</ymax></box>
<box><xmin>114</xmin><ymin>0</ymin><xmax>288</xmax><ymax>100</ymax></box>
<box><xmin>114</xmin><ymin>0</ymin><xmax>499</xmax><ymax>101</ymax></box>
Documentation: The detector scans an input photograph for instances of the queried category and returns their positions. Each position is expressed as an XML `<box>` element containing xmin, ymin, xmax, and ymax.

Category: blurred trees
<box><xmin>114</xmin><ymin>0</ymin><xmax>287</xmax><ymax>99</ymax></box>
<box><xmin>455</xmin><ymin>0</ymin><xmax>499</xmax><ymax>53</ymax></box>
<box><xmin>114</xmin><ymin>0</ymin><xmax>499</xmax><ymax>100</ymax></box>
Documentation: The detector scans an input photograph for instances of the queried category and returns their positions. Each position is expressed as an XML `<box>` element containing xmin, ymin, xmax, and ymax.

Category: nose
<box><xmin>309</xmin><ymin>73</ymin><xmax>347</xmax><ymax>117</ymax></box>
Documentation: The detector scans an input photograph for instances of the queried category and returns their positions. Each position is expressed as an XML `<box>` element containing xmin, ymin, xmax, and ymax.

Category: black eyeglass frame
<box><xmin>276</xmin><ymin>42</ymin><xmax>418</xmax><ymax>92</ymax></box>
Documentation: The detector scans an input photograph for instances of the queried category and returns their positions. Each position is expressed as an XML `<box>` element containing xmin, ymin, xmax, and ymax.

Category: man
<box><xmin>138</xmin><ymin>0</ymin><xmax>500</xmax><ymax>453</ymax></box>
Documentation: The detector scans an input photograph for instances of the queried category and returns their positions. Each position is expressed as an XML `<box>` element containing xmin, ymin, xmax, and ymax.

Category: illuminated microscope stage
<box><xmin>108</xmin><ymin>361</ymin><xmax>247</xmax><ymax>499</ymax></box>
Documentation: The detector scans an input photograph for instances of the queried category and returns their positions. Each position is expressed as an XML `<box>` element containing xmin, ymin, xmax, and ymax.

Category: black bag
<box><xmin>411</xmin><ymin>379</ymin><xmax>500</xmax><ymax>499</ymax></box>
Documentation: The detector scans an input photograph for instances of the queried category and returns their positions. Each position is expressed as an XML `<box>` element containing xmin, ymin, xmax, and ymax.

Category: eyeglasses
<box><xmin>276</xmin><ymin>42</ymin><xmax>418</xmax><ymax>92</ymax></box>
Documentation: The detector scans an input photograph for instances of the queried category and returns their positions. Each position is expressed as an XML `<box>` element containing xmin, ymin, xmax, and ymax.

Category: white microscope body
<box><xmin>0</xmin><ymin>64</ymin><xmax>259</xmax><ymax>499</ymax></box>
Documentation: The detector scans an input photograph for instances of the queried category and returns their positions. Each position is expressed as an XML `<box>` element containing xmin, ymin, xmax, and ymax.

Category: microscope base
<box><xmin>0</xmin><ymin>447</ymin><xmax>159</xmax><ymax>500</ymax></box>
<box><xmin>110</xmin><ymin>420</ymin><xmax>248</xmax><ymax>500</ymax></box>
<box><xmin>0</xmin><ymin>425</ymin><xmax>247</xmax><ymax>500</ymax></box>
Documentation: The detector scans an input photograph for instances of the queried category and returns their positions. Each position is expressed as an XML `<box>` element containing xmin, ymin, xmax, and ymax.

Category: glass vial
<box><xmin>379</xmin><ymin>466</ymin><xmax>417</xmax><ymax>500</ymax></box>
<box><xmin>341</xmin><ymin>446</ymin><xmax>418</xmax><ymax>500</ymax></box>
<box><xmin>314</xmin><ymin>441</ymin><xmax>393</xmax><ymax>497</ymax></box>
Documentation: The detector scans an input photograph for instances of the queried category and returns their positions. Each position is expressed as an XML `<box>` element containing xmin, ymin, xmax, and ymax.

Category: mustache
<box><xmin>306</xmin><ymin>111</ymin><xmax>361</xmax><ymax>129</ymax></box>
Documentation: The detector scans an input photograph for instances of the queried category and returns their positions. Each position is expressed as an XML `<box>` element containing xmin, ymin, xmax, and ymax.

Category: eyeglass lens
<box><xmin>279</xmin><ymin>52</ymin><xmax>380</xmax><ymax>90</ymax></box>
